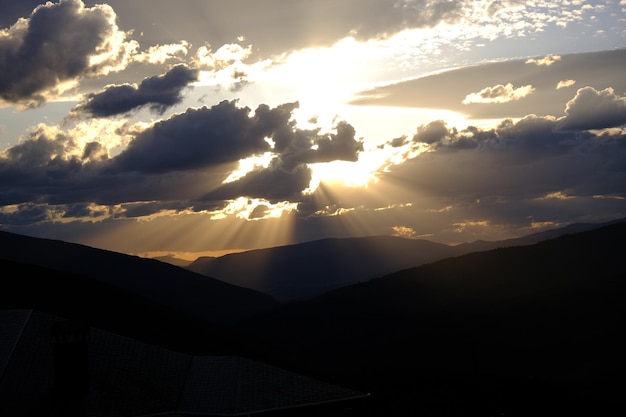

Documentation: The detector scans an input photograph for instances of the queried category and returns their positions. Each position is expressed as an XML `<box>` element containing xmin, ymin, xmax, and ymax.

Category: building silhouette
<box><xmin>0</xmin><ymin>309</ymin><xmax>368</xmax><ymax>416</ymax></box>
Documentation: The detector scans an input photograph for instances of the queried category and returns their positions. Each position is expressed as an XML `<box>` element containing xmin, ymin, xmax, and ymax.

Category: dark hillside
<box><xmin>187</xmin><ymin>219</ymin><xmax>622</xmax><ymax>301</ymax></box>
<box><xmin>187</xmin><ymin>235</ymin><xmax>458</xmax><ymax>301</ymax></box>
<box><xmin>0</xmin><ymin>231</ymin><xmax>278</xmax><ymax>326</ymax></box>
<box><xmin>236</xmin><ymin>221</ymin><xmax>626</xmax><ymax>416</ymax></box>
<box><xmin>0</xmin><ymin>259</ymin><xmax>250</xmax><ymax>355</ymax></box>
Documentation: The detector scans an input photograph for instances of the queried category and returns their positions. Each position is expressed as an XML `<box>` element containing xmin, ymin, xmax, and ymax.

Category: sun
<box><xmin>309</xmin><ymin>160</ymin><xmax>377</xmax><ymax>189</ymax></box>
<box><xmin>308</xmin><ymin>141</ymin><xmax>405</xmax><ymax>190</ymax></box>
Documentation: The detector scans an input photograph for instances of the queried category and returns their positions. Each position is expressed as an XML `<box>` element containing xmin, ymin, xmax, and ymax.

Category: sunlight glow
<box><xmin>309</xmin><ymin>160</ymin><xmax>379</xmax><ymax>190</ymax></box>
<box><xmin>261</xmin><ymin>37</ymin><xmax>383</xmax><ymax>113</ymax></box>
<box><xmin>223</xmin><ymin>152</ymin><xmax>274</xmax><ymax>183</ymax></box>
<box><xmin>138</xmin><ymin>248</ymin><xmax>248</xmax><ymax>261</ymax></box>
<box><xmin>210</xmin><ymin>197</ymin><xmax>298</xmax><ymax>221</ymax></box>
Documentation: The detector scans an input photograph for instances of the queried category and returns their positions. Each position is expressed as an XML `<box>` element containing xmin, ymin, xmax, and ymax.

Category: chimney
<box><xmin>51</xmin><ymin>320</ymin><xmax>90</xmax><ymax>399</ymax></box>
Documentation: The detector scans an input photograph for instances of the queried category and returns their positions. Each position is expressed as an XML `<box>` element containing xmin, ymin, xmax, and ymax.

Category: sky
<box><xmin>1</xmin><ymin>0</ymin><xmax>626</xmax><ymax>260</ymax></box>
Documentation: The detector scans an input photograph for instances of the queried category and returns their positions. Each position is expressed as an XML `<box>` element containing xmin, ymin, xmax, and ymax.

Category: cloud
<box><xmin>278</xmin><ymin>122</ymin><xmax>364</xmax><ymax>171</ymax></box>
<box><xmin>350</xmin><ymin>49</ymin><xmax>626</xmax><ymax>120</ymax></box>
<box><xmin>462</xmin><ymin>83</ymin><xmax>535</xmax><ymax>104</ymax></box>
<box><xmin>111</xmin><ymin>100</ymin><xmax>287</xmax><ymax>174</ymax></box>
<box><xmin>195</xmin><ymin>43</ymin><xmax>254</xmax><ymax>70</ymax></box>
<box><xmin>99</xmin><ymin>0</ymin><xmax>467</xmax><ymax>61</ymax></box>
<box><xmin>0</xmin><ymin>99</ymin><xmax>363</xmax><ymax>220</ymax></box>
<box><xmin>201</xmin><ymin>164</ymin><xmax>313</xmax><ymax>203</ymax></box>
<box><xmin>412</xmin><ymin>120</ymin><xmax>451</xmax><ymax>144</ymax></box>
<box><xmin>0</xmin><ymin>203</ymin><xmax>55</xmax><ymax>226</ymax></box>
<box><xmin>376</xmin><ymin>113</ymin><xmax>626</xmax><ymax>217</ymax></box>
<box><xmin>525</xmin><ymin>54</ymin><xmax>562</xmax><ymax>66</ymax></box>
<box><xmin>0</xmin><ymin>0</ymin><xmax>137</xmax><ymax>106</ymax></box>
<box><xmin>2</xmin><ymin>86</ymin><xmax>626</xmax><ymax>250</ymax></box>
<box><xmin>77</xmin><ymin>64</ymin><xmax>199</xmax><ymax>117</ymax></box>
<box><xmin>342</xmin><ymin>0</ymin><xmax>465</xmax><ymax>40</ymax></box>
<box><xmin>392</xmin><ymin>225</ymin><xmax>418</xmax><ymax>238</ymax></box>
<box><xmin>200</xmin><ymin>118</ymin><xmax>363</xmax><ymax>201</ymax></box>
<box><xmin>133</xmin><ymin>41</ymin><xmax>191</xmax><ymax>65</ymax></box>
<box><xmin>556</xmin><ymin>79</ymin><xmax>576</xmax><ymax>89</ymax></box>
<box><xmin>556</xmin><ymin>87</ymin><xmax>626</xmax><ymax>131</ymax></box>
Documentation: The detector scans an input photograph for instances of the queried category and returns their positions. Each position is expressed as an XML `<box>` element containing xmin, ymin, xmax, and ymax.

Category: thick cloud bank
<box><xmin>0</xmin><ymin>99</ymin><xmax>363</xmax><ymax>223</ymax></box>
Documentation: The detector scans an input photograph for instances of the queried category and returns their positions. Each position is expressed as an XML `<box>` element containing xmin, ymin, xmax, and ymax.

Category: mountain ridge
<box><xmin>0</xmin><ymin>230</ymin><xmax>278</xmax><ymax>326</ymax></box>
<box><xmin>233</xmin><ymin>220</ymin><xmax>626</xmax><ymax>415</ymax></box>
<box><xmin>186</xmin><ymin>235</ymin><xmax>455</xmax><ymax>301</ymax></box>
<box><xmin>1</xmin><ymin>219</ymin><xmax>625</xmax><ymax>415</ymax></box>
<box><xmin>186</xmin><ymin>218</ymin><xmax>625</xmax><ymax>301</ymax></box>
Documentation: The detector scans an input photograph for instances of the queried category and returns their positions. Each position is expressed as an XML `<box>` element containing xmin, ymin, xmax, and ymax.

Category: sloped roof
<box><xmin>0</xmin><ymin>309</ymin><xmax>368</xmax><ymax>416</ymax></box>
<box><xmin>178</xmin><ymin>356</ymin><xmax>366</xmax><ymax>416</ymax></box>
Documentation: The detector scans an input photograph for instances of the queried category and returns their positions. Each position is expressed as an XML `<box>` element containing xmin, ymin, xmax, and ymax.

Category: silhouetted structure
<box><xmin>0</xmin><ymin>309</ymin><xmax>368</xmax><ymax>416</ymax></box>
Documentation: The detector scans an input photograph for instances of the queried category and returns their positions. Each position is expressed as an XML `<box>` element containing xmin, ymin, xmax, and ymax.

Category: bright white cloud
<box><xmin>134</xmin><ymin>42</ymin><xmax>190</xmax><ymax>65</ymax></box>
<box><xmin>526</xmin><ymin>55</ymin><xmax>562</xmax><ymax>66</ymax></box>
<box><xmin>462</xmin><ymin>83</ymin><xmax>535</xmax><ymax>104</ymax></box>
<box><xmin>557</xmin><ymin>79</ymin><xmax>576</xmax><ymax>89</ymax></box>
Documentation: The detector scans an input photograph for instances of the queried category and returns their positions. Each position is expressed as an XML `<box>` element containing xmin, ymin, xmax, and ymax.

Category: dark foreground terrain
<box><xmin>235</xmin><ymin>221</ymin><xmax>626</xmax><ymax>416</ymax></box>
<box><xmin>1</xmin><ymin>221</ymin><xmax>625</xmax><ymax>416</ymax></box>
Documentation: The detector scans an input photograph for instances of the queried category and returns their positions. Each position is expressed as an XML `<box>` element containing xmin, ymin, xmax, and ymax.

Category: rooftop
<box><xmin>0</xmin><ymin>309</ymin><xmax>368</xmax><ymax>416</ymax></box>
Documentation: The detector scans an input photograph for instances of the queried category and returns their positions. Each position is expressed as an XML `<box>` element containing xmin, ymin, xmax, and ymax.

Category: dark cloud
<box><xmin>4</xmin><ymin>130</ymin><xmax>72</xmax><ymax>169</ymax></box>
<box><xmin>62</xmin><ymin>202</ymin><xmax>108</xmax><ymax>219</ymax></box>
<box><xmin>248</xmin><ymin>204</ymin><xmax>271</xmax><ymax>219</ymax></box>
<box><xmin>0</xmin><ymin>127</ymin><xmax>82</xmax><ymax>188</ymax></box>
<box><xmin>381</xmin><ymin>135</ymin><xmax>409</xmax><ymax>149</ymax></box>
<box><xmin>295</xmin><ymin>111</ymin><xmax>626</xmax><ymax>245</ymax></box>
<box><xmin>117</xmin><ymin>201</ymin><xmax>188</xmax><ymax>219</ymax></box>
<box><xmin>0</xmin><ymin>99</ymin><xmax>361</xmax><ymax>220</ymax></box>
<box><xmin>556</xmin><ymin>87</ymin><xmax>626</xmax><ymax>131</ymax></box>
<box><xmin>300</xmin><ymin>91</ymin><xmax>626</xmax><ymax>239</ymax></box>
<box><xmin>112</xmin><ymin>100</ymin><xmax>296</xmax><ymax>174</ymax></box>
<box><xmin>78</xmin><ymin>64</ymin><xmax>199</xmax><ymax>117</ymax></box>
<box><xmin>307</xmin><ymin>122</ymin><xmax>363</xmax><ymax>162</ymax></box>
<box><xmin>278</xmin><ymin>122</ymin><xmax>363</xmax><ymax>172</ymax></box>
<box><xmin>112</xmin><ymin>100</ymin><xmax>363</xmax><ymax>177</ymax></box>
<box><xmin>383</xmin><ymin>115</ymin><xmax>626</xmax><ymax>202</ymax></box>
<box><xmin>0</xmin><ymin>203</ymin><xmax>51</xmax><ymax>226</ymax></box>
<box><xmin>81</xmin><ymin>141</ymin><xmax>108</xmax><ymax>162</ymax></box>
<box><xmin>0</xmin><ymin>0</ymin><xmax>135</xmax><ymax>105</ymax></box>
<box><xmin>197</xmin><ymin>118</ymin><xmax>362</xmax><ymax>202</ymax></box>
<box><xmin>201</xmin><ymin>164</ymin><xmax>312</xmax><ymax>203</ymax></box>
<box><xmin>412</xmin><ymin>120</ymin><xmax>451</xmax><ymax>144</ymax></box>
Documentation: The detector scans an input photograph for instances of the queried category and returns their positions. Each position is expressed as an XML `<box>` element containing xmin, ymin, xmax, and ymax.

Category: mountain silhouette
<box><xmin>0</xmin><ymin>231</ymin><xmax>278</xmax><ymax>327</ymax></box>
<box><xmin>186</xmin><ymin>219</ymin><xmax>623</xmax><ymax>301</ymax></box>
<box><xmin>152</xmin><ymin>254</ymin><xmax>193</xmax><ymax>267</ymax></box>
<box><xmin>0</xmin><ymin>258</ymin><xmax>249</xmax><ymax>355</ymax></box>
<box><xmin>187</xmin><ymin>236</ymin><xmax>456</xmax><ymax>301</ymax></box>
<box><xmin>1</xmin><ymin>220</ymin><xmax>625</xmax><ymax>415</ymax></box>
<box><xmin>235</xmin><ymin>220</ymin><xmax>626</xmax><ymax>416</ymax></box>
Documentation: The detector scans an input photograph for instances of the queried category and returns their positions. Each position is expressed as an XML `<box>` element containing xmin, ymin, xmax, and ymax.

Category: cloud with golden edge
<box><xmin>392</xmin><ymin>225</ymin><xmax>418</xmax><ymax>239</ymax></box>
<box><xmin>0</xmin><ymin>0</ymin><xmax>138</xmax><ymax>106</ymax></box>
<box><xmin>133</xmin><ymin>41</ymin><xmax>191</xmax><ymax>65</ymax></box>
<box><xmin>556</xmin><ymin>79</ymin><xmax>576</xmax><ymax>89</ymax></box>
<box><xmin>525</xmin><ymin>54</ymin><xmax>562</xmax><ymax>66</ymax></box>
<box><xmin>462</xmin><ymin>83</ymin><xmax>535</xmax><ymax>104</ymax></box>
